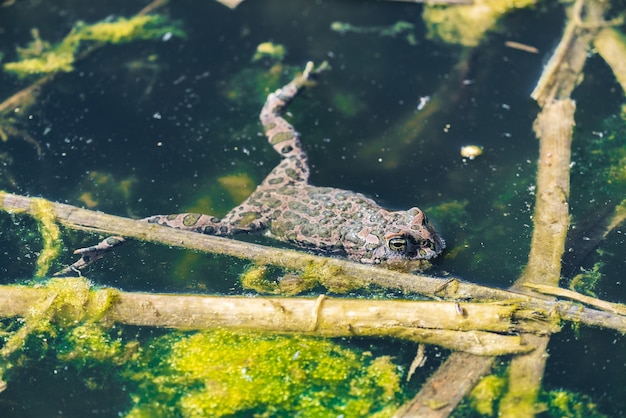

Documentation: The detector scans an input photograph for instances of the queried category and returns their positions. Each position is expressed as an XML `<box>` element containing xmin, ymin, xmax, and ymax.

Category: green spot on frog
<box><xmin>269</xmin><ymin>131</ymin><xmax>294</xmax><ymax>145</ymax></box>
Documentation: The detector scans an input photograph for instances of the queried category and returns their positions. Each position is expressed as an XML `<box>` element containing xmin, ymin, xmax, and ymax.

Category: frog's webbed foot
<box><xmin>299</xmin><ymin>61</ymin><xmax>330</xmax><ymax>83</ymax></box>
<box><xmin>53</xmin><ymin>236</ymin><xmax>127</xmax><ymax>277</ymax></box>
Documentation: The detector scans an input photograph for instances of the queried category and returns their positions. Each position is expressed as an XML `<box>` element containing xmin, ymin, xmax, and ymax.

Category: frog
<box><xmin>67</xmin><ymin>61</ymin><xmax>444</xmax><ymax>272</ymax></box>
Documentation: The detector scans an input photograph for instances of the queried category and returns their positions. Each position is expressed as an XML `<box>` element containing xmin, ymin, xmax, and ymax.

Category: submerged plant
<box><xmin>330</xmin><ymin>21</ymin><xmax>418</xmax><ymax>45</ymax></box>
<box><xmin>570</xmin><ymin>103</ymin><xmax>626</xmax><ymax>215</ymax></box>
<box><xmin>4</xmin><ymin>15</ymin><xmax>183</xmax><ymax>77</ymax></box>
<box><xmin>252</xmin><ymin>42</ymin><xmax>287</xmax><ymax>62</ymax></box>
<box><xmin>422</xmin><ymin>0</ymin><xmax>537</xmax><ymax>46</ymax></box>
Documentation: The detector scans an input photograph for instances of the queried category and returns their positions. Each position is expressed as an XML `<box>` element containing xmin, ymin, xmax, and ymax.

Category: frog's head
<box><xmin>373</xmin><ymin>207</ymin><xmax>445</xmax><ymax>263</ymax></box>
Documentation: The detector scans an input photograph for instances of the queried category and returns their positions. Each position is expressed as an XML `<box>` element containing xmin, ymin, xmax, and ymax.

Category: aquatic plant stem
<box><xmin>0</xmin><ymin>0</ymin><xmax>168</xmax><ymax>153</ymax></box>
<box><xmin>499</xmin><ymin>0</ymin><xmax>609</xmax><ymax>412</ymax></box>
<box><xmin>400</xmin><ymin>1</ymin><xmax>609</xmax><ymax>416</ymax></box>
<box><xmin>496</xmin><ymin>99</ymin><xmax>576</xmax><ymax>417</ymax></box>
<box><xmin>2</xmin><ymin>191</ymin><xmax>626</xmax><ymax>333</ymax></box>
<box><xmin>0</xmin><ymin>281</ymin><xmax>541</xmax><ymax>356</ymax></box>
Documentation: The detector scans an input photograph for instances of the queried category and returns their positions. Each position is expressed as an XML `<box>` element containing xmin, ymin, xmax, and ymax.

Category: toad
<box><xmin>70</xmin><ymin>62</ymin><xmax>444</xmax><ymax>269</ymax></box>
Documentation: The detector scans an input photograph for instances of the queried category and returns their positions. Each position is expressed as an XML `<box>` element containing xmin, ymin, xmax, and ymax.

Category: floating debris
<box><xmin>4</xmin><ymin>15</ymin><xmax>183</xmax><ymax>77</ymax></box>
<box><xmin>460</xmin><ymin>145</ymin><xmax>484</xmax><ymax>160</ymax></box>
<box><xmin>252</xmin><ymin>42</ymin><xmax>286</xmax><ymax>62</ymax></box>
<box><xmin>417</xmin><ymin>95</ymin><xmax>431</xmax><ymax>111</ymax></box>
<box><xmin>505</xmin><ymin>40</ymin><xmax>539</xmax><ymax>54</ymax></box>
<box><xmin>330</xmin><ymin>21</ymin><xmax>417</xmax><ymax>45</ymax></box>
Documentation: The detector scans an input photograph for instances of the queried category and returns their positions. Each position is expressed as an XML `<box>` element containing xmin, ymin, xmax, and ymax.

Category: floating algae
<box><xmin>422</xmin><ymin>0</ymin><xmax>537</xmax><ymax>47</ymax></box>
<box><xmin>124</xmin><ymin>330</ymin><xmax>404</xmax><ymax>417</ymax></box>
<box><xmin>4</xmin><ymin>15</ymin><xmax>183</xmax><ymax>77</ymax></box>
<box><xmin>330</xmin><ymin>21</ymin><xmax>417</xmax><ymax>45</ymax></box>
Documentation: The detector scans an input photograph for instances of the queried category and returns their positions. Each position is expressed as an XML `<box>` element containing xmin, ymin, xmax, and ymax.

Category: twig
<box><xmin>3</xmin><ymin>191</ymin><xmax>626</xmax><ymax>334</ymax></box>
<box><xmin>525</xmin><ymin>283</ymin><xmax>626</xmax><ymax>316</ymax></box>
<box><xmin>500</xmin><ymin>0</ymin><xmax>609</xmax><ymax>413</ymax></box>
<box><xmin>531</xmin><ymin>0</ymin><xmax>606</xmax><ymax>105</ymax></box>
<box><xmin>401</xmin><ymin>0</ymin><xmax>610</xmax><ymax>415</ymax></box>
<box><xmin>0</xmin><ymin>191</ymin><xmax>517</xmax><ymax>301</ymax></box>
<box><xmin>0</xmin><ymin>0</ymin><xmax>169</xmax><ymax>151</ymax></box>
<box><xmin>393</xmin><ymin>353</ymin><xmax>494</xmax><ymax>417</ymax></box>
<box><xmin>594</xmin><ymin>26</ymin><xmax>626</xmax><ymax>95</ymax></box>
<box><xmin>0</xmin><ymin>281</ymin><xmax>534</xmax><ymax>356</ymax></box>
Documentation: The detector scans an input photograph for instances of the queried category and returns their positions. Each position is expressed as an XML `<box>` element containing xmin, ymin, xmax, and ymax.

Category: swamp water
<box><xmin>0</xmin><ymin>0</ymin><xmax>625</xmax><ymax>416</ymax></box>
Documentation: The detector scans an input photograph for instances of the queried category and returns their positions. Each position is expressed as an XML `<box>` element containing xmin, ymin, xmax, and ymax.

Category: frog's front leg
<box><xmin>144</xmin><ymin>213</ymin><xmax>228</xmax><ymax>234</ymax></box>
<box><xmin>59</xmin><ymin>200</ymin><xmax>270</xmax><ymax>276</ymax></box>
<box><xmin>144</xmin><ymin>206</ymin><xmax>267</xmax><ymax>236</ymax></box>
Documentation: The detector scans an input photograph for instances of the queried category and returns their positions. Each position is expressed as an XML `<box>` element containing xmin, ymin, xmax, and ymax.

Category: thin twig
<box><xmin>0</xmin><ymin>281</ymin><xmax>537</xmax><ymax>356</ymax></box>
<box><xmin>525</xmin><ymin>283</ymin><xmax>626</xmax><ymax>316</ymax></box>
<box><xmin>401</xmin><ymin>0</ymin><xmax>610</xmax><ymax>415</ymax></box>
<box><xmin>2</xmin><ymin>191</ymin><xmax>626</xmax><ymax>334</ymax></box>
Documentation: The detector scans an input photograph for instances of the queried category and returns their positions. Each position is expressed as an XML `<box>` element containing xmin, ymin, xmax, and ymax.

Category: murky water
<box><xmin>1</xmin><ymin>0</ymin><xmax>625</xmax><ymax>416</ymax></box>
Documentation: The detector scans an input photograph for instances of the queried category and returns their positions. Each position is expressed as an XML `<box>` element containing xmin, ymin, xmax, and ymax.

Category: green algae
<box><xmin>0</xmin><ymin>279</ymin><xmax>403</xmax><ymax>416</ymax></box>
<box><xmin>540</xmin><ymin>389</ymin><xmax>608</xmax><ymax>418</ymax></box>
<box><xmin>469</xmin><ymin>374</ymin><xmax>507</xmax><ymax>416</ymax></box>
<box><xmin>224</xmin><ymin>63</ymin><xmax>292</xmax><ymax>107</ymax></box>
<box><xmin>31</xmin><ymin>198</ymin><xmax>62</xmax><ymax>278</ymax></box>
<box><xmin>569</xmin><ymin>261</ymin><xmax>603</xmax><ymax>297</ymax></box>
<box><xmin>124</xmin><ymin>330</ymin><xmax>403</xmax><ymax>417</ymax></box>
<box><xmin>570</xmin><ymin>102</ymin><xmax>626</xmax><ymax>230</ymax></box>
<box><xmin>240</xmin><ymin>257</ymin><xmax>365</xmax><ymax>296</ymax></box>
<box><xmin>330</xmin><ymin>20</ymin><xmax>417</xmax><ymax>46</ymax></box>
<box><xmin>454</xmin><ymin>372</ymin><xmax>607</xmax><ymax>417</ymax></box>
<box><xmin>252</xmin><ymin>41</ymin><xmax>287</xmax><ymax>62</ymax></box>
<box><xmin>4</xmin><ymin>15</ymin><xmax>183</xmax><ymax>77</ymax></box>
<box><xmin>0</xmin><ymin>278</ymin><xmax>122</xmax><ymax>391</ymax></box>
<box><xmin>423</xmin><ymin>0</ymin><xmax>537</xmax><ymax>47</ymax></box>
<box><xmin>331</xmin><ymin>90</ymin><xmax>367</xmax><ymax>118</ymax></box>
<box><xmin>240</xmin><ymin>264</ymin><xmax>279</xmax><ymax>293</ymax></box>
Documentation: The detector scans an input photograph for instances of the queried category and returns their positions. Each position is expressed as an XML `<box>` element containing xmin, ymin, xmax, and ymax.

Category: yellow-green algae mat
<box><xmin>124</xmin><ymin>330</ymin><xmax>403</xmax><ymax>417</ymax></box>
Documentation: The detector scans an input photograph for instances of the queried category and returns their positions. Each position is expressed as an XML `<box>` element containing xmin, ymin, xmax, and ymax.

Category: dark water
<box><xmin>1</xmin><ymin>0</ymin><xmax>625</xmax><ymax>416</ymax></box>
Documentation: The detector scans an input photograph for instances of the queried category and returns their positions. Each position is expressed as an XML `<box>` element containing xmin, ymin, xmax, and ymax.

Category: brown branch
<box><xmin>2</xmin><ymin>190</ymin><xmax>626</xmax><ymax>335</ymax></box>
<box><xmin>594</xmin><ymin>26</ymin><xmax>626</xmax><ymax>97</ymax></box>
<box><xmin>400</xmin><ymin>1</ymin><xmax>610</xmax><ymax>416</ymax></box>
<box><xmin>525</xmin><ymin>283</ymin><xmax>626</xmax><ymax>316</ymax></box>
<box><xmin>0</xmin><ymin>191</ymin><xmax>516</xmax><ymax>301</ymax></box>
<box><xmin>0</xmin><ymin>281</ymin><xmax>535</xmax><ymax>356</ymax></box>
<box><xmin>530</xmin><ymin>0</ymin><xmax>605</xmax><ymax>106</ymax></box>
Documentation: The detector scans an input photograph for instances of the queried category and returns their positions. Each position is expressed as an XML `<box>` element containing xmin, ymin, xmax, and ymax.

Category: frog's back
<box><xmin>252</xmin><ymin>182</ymin><xmax>381</xmax><ymax>250</ymax></box>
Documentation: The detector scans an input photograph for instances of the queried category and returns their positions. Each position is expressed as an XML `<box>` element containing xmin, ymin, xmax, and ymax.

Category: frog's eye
<box><xmin>388</xmin><ymin>237</ymin><xmax>407</xmax><ymax>252</ymax></box>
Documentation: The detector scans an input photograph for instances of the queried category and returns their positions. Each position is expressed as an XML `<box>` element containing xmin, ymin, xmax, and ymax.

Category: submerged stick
<box><xmin>0</xmin><ymin>191</ymin><xmax>514</xmax><ymax>300</ymax></box>
<box><xmin>3</xmin><ymin>191</ymin><xmax>626</xmax><ymax>333</ymax></box>
<box><xmin>530</xmin><ymin>0</ymin><xmax>605</xmax><ymax>106</ymax></box>
<box><xmin>497</xmin><ymin>99</ymin><xmax>576</xmax><ymax>417</ymax></box>
<box><xmin>0</xmin><ymin>281</ymin><xmax>532</xmax><ymax>356</ymax></box>
<box><xmin>402</xmin><ymin>0</ymin><xmax>609</xmax><ymax>415</ymax></box>
<box><xmin>525</xmin><ymin>283</ymin><xmax>626</xmax><ymax>316</ymax></box>
<box><xmin>593</xmin><ymin>26</ymin><xmax>626</xmax><ymax>94</ymax></box>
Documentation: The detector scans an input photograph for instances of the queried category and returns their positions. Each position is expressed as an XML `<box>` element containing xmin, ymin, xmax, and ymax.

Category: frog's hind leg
<box><xmin>259</xmin><ymin>62</ymin><xmax>327</xmax><ymax>184</ymax></box>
